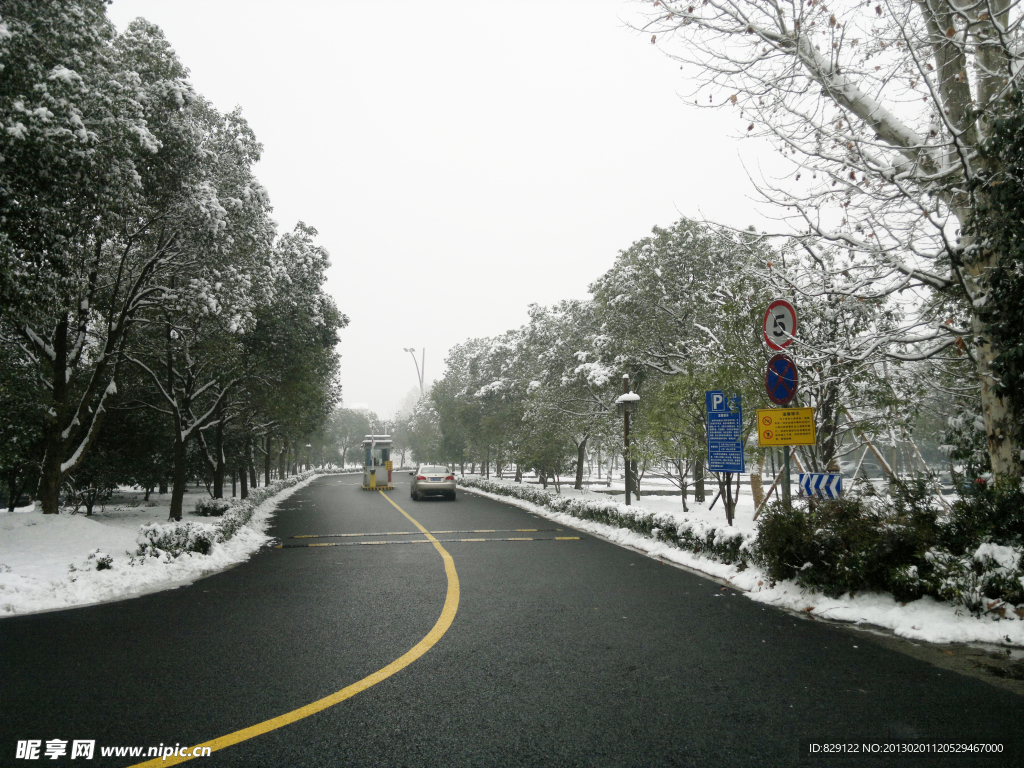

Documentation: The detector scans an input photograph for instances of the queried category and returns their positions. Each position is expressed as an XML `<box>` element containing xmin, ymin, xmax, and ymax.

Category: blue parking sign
<box><xmin>706</xmin><ymin>391</ymin><xmax>745</xmax><ymax>473</ymax></box>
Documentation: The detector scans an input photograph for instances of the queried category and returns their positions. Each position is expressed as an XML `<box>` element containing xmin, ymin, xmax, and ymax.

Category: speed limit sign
<box><xmin>763</xmin><ymin>299</ymin><xmax>797</xmax><ymax>351</ymax></box>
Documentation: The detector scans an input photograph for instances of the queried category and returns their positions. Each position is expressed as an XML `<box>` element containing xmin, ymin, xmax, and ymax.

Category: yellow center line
<box><xmin>289</xmin><ymin>528</ymin><xmax>545</xmax><ymax>540</ymax></box>
<box><xmin>292</xmin><ymin>531</ymin><xmax>414</xmax><ymax>539</ymax></box>
<box><xmin>129</xmin><ymin>491</ymin><xmax>459</xmax><ymax>767</ymax></box>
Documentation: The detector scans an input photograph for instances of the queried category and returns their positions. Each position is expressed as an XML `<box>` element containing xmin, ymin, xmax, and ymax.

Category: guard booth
<box><xmin>361</xmin><ymin>435</ymin><xmax>393</xmax><ymax>490</ymax></box>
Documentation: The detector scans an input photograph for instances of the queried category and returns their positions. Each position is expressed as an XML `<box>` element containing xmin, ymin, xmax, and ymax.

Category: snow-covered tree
<box><xmin>236</xmin><ymin>222</ymin><xmax>344</xmax><ymax>490</ymax></box>
<box><xmin>519</xmin><ymin>300</ymin><xmax>618</xmax><ymax>489</ymax></box>
<box><xmin>1</xmin><ymin>8</ymin><xmax>204</xmax><ymax>513</ymax></box>
<box><xmin>642</xmin><ymin>0</ymin><xmax>1024</xmax><ymax>477</ymax></box>
<box><xmin>589</xmin><ymin>218</ymin><xmax>773</xmax><ymax>518</ymax></box>
<box><xmin>431</xmin><ymin>334</ymin><xmax>527</xmax><ymax>474</ymax></box>
<box><xmin>126</xmin><ymin>100</ymin><xmax>277</xmax><ymax>520</ymax></box>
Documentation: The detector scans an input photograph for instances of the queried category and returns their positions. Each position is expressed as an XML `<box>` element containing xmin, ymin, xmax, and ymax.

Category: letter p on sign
<box><xmin>712</xmin><ymin>393</ymin><xmax>724</xmax><ymax>411</ymax></box>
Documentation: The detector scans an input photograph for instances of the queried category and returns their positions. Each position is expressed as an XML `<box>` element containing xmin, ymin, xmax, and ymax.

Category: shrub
<box><xmin>937</xmin><ymin>477</ymin><xmax>1024</xmax><ymax>553</ymax></box>
<box><xmin>753</xmin><ymin>492</ymin><xmax>939</xmax><ymax>601</ymax></box>
<box><xmin>131</xmin><ymin>468</ymin><xmax>333</xmax><ymax>563</ymax></box>
<box><xmin>136</xmin><ymin>521</ymin><xmax>216</xmax><ymax>559</ymax></box>
<box><xmin>194</xmin><ymin>497</ymin><xmax>232</xmax><ymax>517</ymax></box>
<box><xmin>457</xmin><ymin>476</ymin><xmax>753</xmax><ymax>567</ymax></box>
<box><xmin>91</xmin><ymin>550</ymin><xmax>114</xmax><ymax>570</ymax></box>
<box><xmin>753</xmin><ymin>479</ymin><xmax>1024</xmax><ymax>614</ymax></box>
<box><xmin>461</xmin><ymin>475</ymin><xmax>1024</xmax><ymax>615</ymax></box>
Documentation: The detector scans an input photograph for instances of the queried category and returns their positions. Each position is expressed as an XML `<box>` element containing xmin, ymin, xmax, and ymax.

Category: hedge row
<box><xmin>134</xmin><ymin>469</ymin><xmax>332</xmax><ymax>562</ymax></box>
<box><xmin>457</xmin><ymin>477</ymin><xmax>753</xmax><ymax>567</ymax></box>
<box><xmin>459</xmin><ymin>476</ymin><xmax>1024</xmax><ymax>617</ymax></box>
<box><xmin>756</xmin><ymin>481</ymin><xmax>1024</xmax><ymax>616</ymax></box>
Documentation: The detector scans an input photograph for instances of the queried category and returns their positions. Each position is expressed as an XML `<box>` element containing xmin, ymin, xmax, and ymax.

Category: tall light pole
<box><xmin>403</xmin><ymin>347</ymin><xmax>425</xmax><ymax>394</ymax></box>
<box><xmin>616</xmin><ymin>374</ymin><xmax>639</xmax><ymax>506</ymax></box>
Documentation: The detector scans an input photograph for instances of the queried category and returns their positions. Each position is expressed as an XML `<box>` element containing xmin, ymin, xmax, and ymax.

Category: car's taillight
<box><xmin>416</xmin><ymin>475</ymin><xmax>426</xmax><ymax>481</ymax></box>
<box><xmin>445</xmin><ymin>475</ymin><xmax>455</xmax><ymax>481</ymax></box>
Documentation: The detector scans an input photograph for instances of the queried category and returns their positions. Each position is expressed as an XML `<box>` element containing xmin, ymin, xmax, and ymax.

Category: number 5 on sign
<box><xmin>763</xmin><ymin>299</ymin><xmax>797</xmax><ymax>351</ymax></box>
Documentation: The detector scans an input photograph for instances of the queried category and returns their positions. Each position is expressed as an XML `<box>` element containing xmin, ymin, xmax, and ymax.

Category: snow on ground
<box><xmin>460</xmin><ymin>474</ymin><xmax>1024</xmax><ymax>648</ymax></box>
<box><xmin>0</xmin><ymin>476</ymin><xmax>319</xmax><ymax>617</ymax></box>
<box><xmin>4</xmin><ymin>469</ymin><xmax>1021</xmax><ymax>648</ymax></box>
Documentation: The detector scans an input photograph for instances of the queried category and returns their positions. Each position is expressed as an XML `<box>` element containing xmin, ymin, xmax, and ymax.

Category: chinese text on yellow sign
<box><xmin>756</xmin><ymin>408</ymin><xmax>816</xmax><ymax>447</ymax></box>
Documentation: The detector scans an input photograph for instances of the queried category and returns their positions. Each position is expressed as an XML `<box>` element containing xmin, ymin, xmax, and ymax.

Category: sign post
<box><xmin>783</xmin><ymin>446</ymin><xmax>791</xmax><ymax>509</ymax></box>
<box><xmin>761</xmin><ymin>299</ymin><xmax>803</xmax><ymax>509</ymax></box>
<box><xmin>706</xmin><ymin>391</ymin><xmax>744</xmax><ymax>526</ymax></box>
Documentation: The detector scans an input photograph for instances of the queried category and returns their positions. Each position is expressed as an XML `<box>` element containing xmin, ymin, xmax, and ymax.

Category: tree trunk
<box><xmin>38</xmin><ymin>316</ymin><xmax>69</xmax><ymax>513</ymax></box>
<box><xmin>575</xmin><ymin>436</ymin><xmax>588</xmax><ymax>490</ymax></box>
<box><xmin>264</xmin><ymin>434</ymin><xmax>272</xmax><ymax>487</ymax></box>
<box><xmin>723</xmin><ymin>472</ymin><xmax>734</xmax><ymax>526</ymax></box>
<box><xmin>240</xmin><ymin>462</ymin><xmax>248</xmax><ymax>499</ymax></box>
<box><xmin>36</xmin><ymin>312</ymin><xmax>111</xmax><ymax>514</ymax></box>
<box><xmin>37</xmin><ymin>435</ymin><xmax>63</xmax><ymax>515</ymax></box>
<box><xmin>213</xmin><ymin>415</ymin><xmax>225</xmax><ymax>499</ymax></box>
<box><xmin>973</xmin><ymin>319</ymin><xmax>1023</xmax><ymax>477</ymax></box>
<box><xmin>169</xmin><ymin>435</ymin><xmax>188</xmax><ymax>522</ymax></box>
<box><xmin>6</xmin><ymin>469</ymin><xmax>25</xmax><ymax>513</ymax></box>
<box><xmin>694</xmin><ymin>458</ymin><xmax>705</xmax><ymax>502</ymax></box>
<box><xmin>245</xmin><ymin>437</ymin><xmax>256</xmax><ymax>491</ymax></box>
<box><xmin>750</xmin><ymin>454</ymin><xmax>766</xmax><ymax>510</ymax></box>
<box><xmin>159</xmin><ymin>476</ymin><xmax>168</xmax><ymax>494</ymax></box>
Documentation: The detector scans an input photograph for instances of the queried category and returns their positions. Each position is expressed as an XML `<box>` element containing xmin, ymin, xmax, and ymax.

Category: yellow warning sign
<box><xmin>757</xmin><ymin>407</ymin><xmax>816</xmax><ymax>447</ymax></box>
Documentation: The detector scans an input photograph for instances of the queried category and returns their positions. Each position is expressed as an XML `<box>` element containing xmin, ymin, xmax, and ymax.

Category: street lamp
<box><xmin>615</xmin><ymin>374</ymin><xmax>640</xmax><ymax>506</ymax></box>
<box><xmin>403</xmin><ymin>347</ymin><xmax>425</xmax><ymax>394</ymax></box>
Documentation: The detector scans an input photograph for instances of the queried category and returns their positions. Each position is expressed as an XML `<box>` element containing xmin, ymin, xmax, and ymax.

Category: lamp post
<box><xmin>403</xmin><ymin>347</ymin><xmax>425</xmax><ymax>394</ymax></box>
<box><xmin>616</xmin><ymin>374</ymin><xmax>640</xmax><ymax>506</ymax></box>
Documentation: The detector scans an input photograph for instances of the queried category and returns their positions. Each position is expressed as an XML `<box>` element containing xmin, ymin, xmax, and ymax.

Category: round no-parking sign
<box><xmin>763</xmin><ymin>299</ymin><xmax>797</xmax><ymax>351</ymax></box>
<box><xmin>765</xmin><ymin>353</ymin><xmax>798</xmax><ymax>405</ymax></box>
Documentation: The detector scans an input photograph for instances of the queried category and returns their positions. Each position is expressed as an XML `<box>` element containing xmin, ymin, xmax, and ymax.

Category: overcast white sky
<box><xmin>107</xmin><ymin>0</ymin><xmax>774</xmax><ymax>419</ymax></box>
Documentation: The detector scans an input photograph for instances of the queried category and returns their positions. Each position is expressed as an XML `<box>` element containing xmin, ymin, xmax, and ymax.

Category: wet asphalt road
<box><xmin>1</xmin><ymin>473</ymin><xmax>1022</xmax><ymax>768</ymax></box>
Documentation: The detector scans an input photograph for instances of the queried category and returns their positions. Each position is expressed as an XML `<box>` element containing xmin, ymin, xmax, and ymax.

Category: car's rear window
<box><xmin>419</xmin><ymin>466</ymin><xmax>448</xmax><ymax>474</ymax></box>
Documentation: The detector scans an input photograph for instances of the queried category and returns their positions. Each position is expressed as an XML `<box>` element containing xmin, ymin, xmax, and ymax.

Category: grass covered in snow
<box><xmin>0</xmin><ymin>472</ymin><xmax>331</xmax><ymax>617</ymax></box>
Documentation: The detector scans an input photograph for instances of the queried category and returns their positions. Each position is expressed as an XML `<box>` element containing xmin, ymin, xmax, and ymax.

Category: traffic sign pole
<box><xmin>760</xmin><ymin>300</ymin><xmax>803</xmax><ymax>511</ymax></box>
<box><xmin>782</xmin><ymin>446</ymin><xmax>791</xmax><ymax>510</ymax></box>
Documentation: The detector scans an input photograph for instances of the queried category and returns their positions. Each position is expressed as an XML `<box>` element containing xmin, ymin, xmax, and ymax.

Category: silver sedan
<box><xmin>410</xmin><ymin>465</ymin><xmax>456</xmax><ymax>501</ymax></box>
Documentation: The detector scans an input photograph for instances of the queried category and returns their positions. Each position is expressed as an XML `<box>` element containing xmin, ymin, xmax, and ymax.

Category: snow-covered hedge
<box><xmin>135</xmin><ymin>469</ymin><xmax>327</xmax><ymax>561</ymax></box>
<box><xmin>194</xmin><ymin>497</ymin><xmax>232</xmax><ymax>516</ymax></box>
<box><xmin>460</xmin><ymin>476</ymin><xmax>1024</xmax><ymax>618</ymax></box>
<box><xmin>457</xmin><ymin>476</ymin><xmax>753</xmax><ymax>567</ymax></box>
<box><xmin>135</xmin><ymin>521</ymin><xmax>216</xmax><ymax>560</ymax></box>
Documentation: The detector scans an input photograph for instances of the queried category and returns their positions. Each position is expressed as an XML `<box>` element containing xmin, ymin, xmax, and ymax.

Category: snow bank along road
<box><xmin>1</xmin><ymin>474</ymin><xmax>1022</xmax><ymax>767</ymax></box>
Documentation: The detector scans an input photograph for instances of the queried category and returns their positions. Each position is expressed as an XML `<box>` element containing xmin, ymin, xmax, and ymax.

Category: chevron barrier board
<box><xmin>798</xmin><ymin>473</ymin><xmax>842</xmax><ymax>499</ymax></box>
